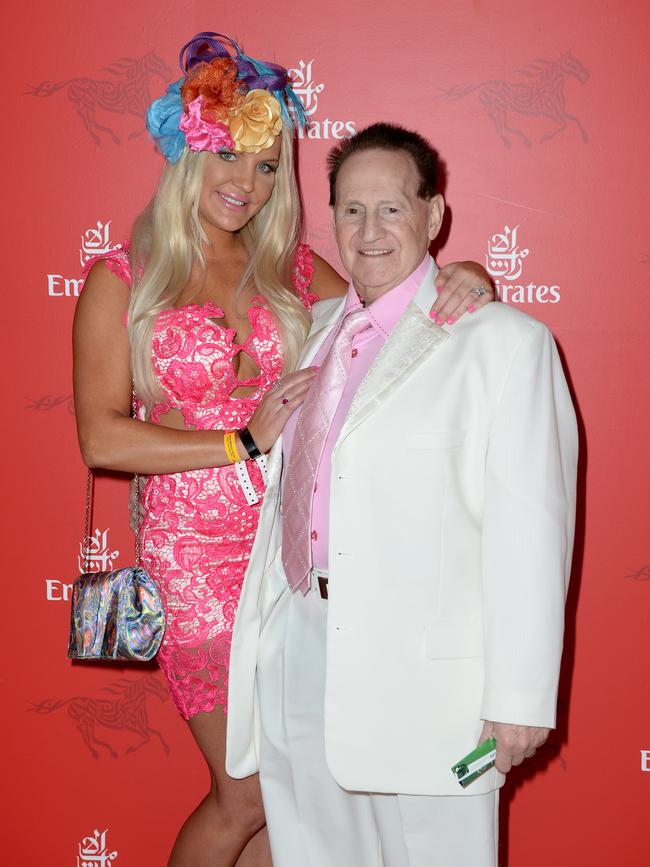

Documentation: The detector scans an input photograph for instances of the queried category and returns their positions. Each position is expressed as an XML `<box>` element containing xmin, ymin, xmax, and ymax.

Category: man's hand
<box><xmin>479</xmin><ymin>721</ymin><xmax>549</xmax><ymax>774</ymax></box>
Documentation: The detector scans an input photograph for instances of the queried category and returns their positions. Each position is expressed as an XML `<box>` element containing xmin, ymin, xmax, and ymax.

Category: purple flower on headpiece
<box><xmin>179</xmin><ymin>96</ymin><xmax>235</xmax><ymax>154</ymax></box>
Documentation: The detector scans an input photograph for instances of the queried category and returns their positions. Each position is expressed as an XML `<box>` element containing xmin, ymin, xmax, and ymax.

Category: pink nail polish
<box><xmin>429</xmin><ymin>310</ymin><xmax>438</xmax><ymax>319</ymax></box>
<box><xmin>435</xmin><ymin>317</ymin><xmax>444</xmax><ymax>325</ymax></box>
<box><xmin>447</xmin><ymin>317</ymin><xmax>455</xmax><ymax>324</ymax></box>
<box><xmin>468</xmin><ymin>305</ymin><xmax>476</xmax><ymax>313</ymax></box>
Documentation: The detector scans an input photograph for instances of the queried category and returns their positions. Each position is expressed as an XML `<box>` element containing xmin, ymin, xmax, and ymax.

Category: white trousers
<box><xmin>257</xmin><ymin>582</ymin><xmax>499</xmax><ymax>867</ymax></box>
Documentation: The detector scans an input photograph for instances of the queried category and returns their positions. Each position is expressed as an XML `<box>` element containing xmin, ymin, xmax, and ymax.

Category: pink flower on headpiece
<box><xmin>179</xmin><ymin>96</ymin><xmax>235</xmax><ymax>153</ymax></box>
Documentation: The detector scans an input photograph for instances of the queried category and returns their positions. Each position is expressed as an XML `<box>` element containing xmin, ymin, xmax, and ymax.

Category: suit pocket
<box><xmin>424</xmin><ymin>618</ymin><xmax>483</xmax><ymax>659</ymax></box>
<box><xmin>406</xmin><ymin>430</ymin><xmax>467</xmax><ymax>450</ymax></box>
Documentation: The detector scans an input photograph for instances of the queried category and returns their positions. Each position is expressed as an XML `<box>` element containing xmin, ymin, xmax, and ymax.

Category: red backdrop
<box><xmin>3</xmin><ymin>1</ymin><xmax>649</xmax><ymax>864</ymax></box>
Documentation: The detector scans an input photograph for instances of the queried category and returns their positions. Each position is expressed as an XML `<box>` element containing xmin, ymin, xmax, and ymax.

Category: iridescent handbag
<box><xmin>68</xmin><ymin>465</ymin><xmax>165</xmax><ymax>662</ymax></box>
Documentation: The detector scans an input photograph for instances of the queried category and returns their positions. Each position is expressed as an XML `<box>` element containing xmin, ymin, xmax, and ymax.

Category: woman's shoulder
<box><xmin>291</xmin><ymin>245</ymin><xmax>346</xmax><ymax>308</ymax></box>
<box><xmin>307</xmin><ymin>250</ymin><xmax>347</xmax><ymax>300</ymax></box>
<box><xmin>82</xmin><ymin>241</ymin><xmax>133</xmax><ymax>288</ymax></box>
<box><xmin>77</xmin><ymin>242</ymin><xmax>132</xmax><ymax>327</ymax></box>
<box><xmin>291</xmin><ymin>243</ymin><xmax>318</xmax><ymax>310</ymax></box>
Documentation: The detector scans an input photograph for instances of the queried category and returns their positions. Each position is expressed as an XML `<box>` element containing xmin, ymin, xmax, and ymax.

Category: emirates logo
<box><xmin>76</xmin><ymin>828</ymin><xmax>118</xmax><ymax>866</ymax></box>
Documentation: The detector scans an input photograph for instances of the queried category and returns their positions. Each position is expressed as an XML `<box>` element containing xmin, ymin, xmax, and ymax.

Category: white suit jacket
<box><xmin>226</xmin><ymin>259</ymin><xmax>578</xmax><ymax>797</ymax></box>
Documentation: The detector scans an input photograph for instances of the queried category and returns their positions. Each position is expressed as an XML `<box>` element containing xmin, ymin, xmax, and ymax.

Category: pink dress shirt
<box><xmin>282</xmin><ymin>255</ymin><xmax>431</xmax><ymax>572</ymax></box>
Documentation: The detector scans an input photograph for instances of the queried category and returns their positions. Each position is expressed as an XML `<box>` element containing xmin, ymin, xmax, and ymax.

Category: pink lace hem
<box><xmin>157</xmin><ymin>634</ymin><xmax>232</xmax><ymax>719</ymax></box>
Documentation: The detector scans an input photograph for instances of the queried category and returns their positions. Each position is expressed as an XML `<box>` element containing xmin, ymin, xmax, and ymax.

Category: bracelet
<box><xmin>224</xmin><ymin>431</ymin><xmax>242</xmax><ymax>463</ymax></box>
<box><xmin>235</xmin><ymin>460</ymin><xmax>260</xmax><ymax>505</ymax></box>
<box><xmin>238</xmin><ymin>426</ymin><xmax>262</xmax><ymax>460</ymax></box>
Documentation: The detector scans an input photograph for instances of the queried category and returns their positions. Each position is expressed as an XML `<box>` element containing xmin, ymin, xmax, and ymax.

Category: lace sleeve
<box><xmin>81</xmin><ymin>241</ymin><xmax>132</xmax><ymax>287</ymax></box>
<box><xmin>292</xmin><ymin>243</ymin><xmax>318</xmax><ymax>311</ymax></box>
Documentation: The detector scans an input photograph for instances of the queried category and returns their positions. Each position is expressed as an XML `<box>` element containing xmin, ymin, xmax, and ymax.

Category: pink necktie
<box><xmin>282</xmin><ymin>307</ymin><xmax>371</xmax><ymax>593</ymax></box>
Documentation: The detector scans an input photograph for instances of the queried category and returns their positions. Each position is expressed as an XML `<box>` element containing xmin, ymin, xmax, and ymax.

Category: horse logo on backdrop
<box><xmin>80</xmin><ymin>221</ymin><xmax>120</xmax><ymax>268</ymax></box>
<box><xmin>29</xmin><ymin>675</ymin><xmax>171</xmax><ymax>759</ymax></box>
<box><xmin>485</xmin><ymin>224</ymin><xmax>561</xmax><ymax>305</ymax></box>
<box><xmin>439</xmin><ymin>52</ymin><xmax>589</xmax><ymax>148</ymax></box>
<box><xmin>288</xmin><ymin>60</ymin><xmax>325</xmax><ymax>116</ymax></box>
<box><xmin>485</xmin><ymin>225</ymin><xmax>529</xmax><ymax>281</ymax></box>
<box><xmin>77</xmin><ymin>828</ymin><xmax>118</xmax><ymax>866</ymax></box>
<box><xmin>26</xmin><ymin>393</ymin><xmax>74</xmax><ymax>414</ymax></box>
<box><xmin>27</xmin><ymin>51</ymin><xmax>172</xmax><ymax>145</ymax></box>
<box><xmin>625</xmin><ymin>565</ymin><xmax>650</xmax><ymax>581</ymax></box>
<box><xmin>78</xmin><ymin>528</ymin><xmax>120</xmax><ymax>574</ymax></box>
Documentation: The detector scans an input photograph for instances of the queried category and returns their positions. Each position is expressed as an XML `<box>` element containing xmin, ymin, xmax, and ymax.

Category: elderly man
<box><xmin>226</xmin><ymin>123</ymin><xmax>578</xmax><ymax>867</ymax></box>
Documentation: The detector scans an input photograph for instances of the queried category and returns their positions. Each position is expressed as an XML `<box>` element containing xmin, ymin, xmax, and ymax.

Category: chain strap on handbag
<box><xmin>67</xmin><ymin>391</ymin><xmax>166</xmax><ymax>661</ymax></box>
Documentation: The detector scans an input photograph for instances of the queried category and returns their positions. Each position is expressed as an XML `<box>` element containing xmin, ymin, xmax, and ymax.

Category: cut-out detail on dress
<box><xmin>79</xmin><ymin>242</ymin><xmax>315</xmax><ymax>718</ymax></box>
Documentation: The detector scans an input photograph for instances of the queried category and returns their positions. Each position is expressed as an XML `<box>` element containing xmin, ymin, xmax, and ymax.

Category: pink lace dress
<box><xmin>84</xmin><ymin>243</ymin><xmax>317</xmax><ymax>718</ymax></box>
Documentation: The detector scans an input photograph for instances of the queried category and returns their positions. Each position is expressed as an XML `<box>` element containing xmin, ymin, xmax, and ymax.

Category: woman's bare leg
<box><xmin>167</xmin><ymin>705</ymin><xmax>270</xmax><ymax>867</ymax></box>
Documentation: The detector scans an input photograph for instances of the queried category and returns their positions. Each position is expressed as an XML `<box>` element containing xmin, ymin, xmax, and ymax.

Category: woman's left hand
<box><xmin>430</xmin><ymin>261</ymin><xmax>494</xmax><ymax>324</ymax></box>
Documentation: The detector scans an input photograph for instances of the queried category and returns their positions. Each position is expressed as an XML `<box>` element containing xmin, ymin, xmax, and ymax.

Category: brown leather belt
<box><xmin>309</xmin><ymin>569</ymin><xmax>329</xmax><ymax>600</ymax></box>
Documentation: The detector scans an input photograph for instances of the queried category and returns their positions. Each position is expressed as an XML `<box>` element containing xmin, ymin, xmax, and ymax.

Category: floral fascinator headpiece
<box><xmin>146</xmin><ymin>31</ymin><xmax>307</xmax><ymax>163</ymax></box>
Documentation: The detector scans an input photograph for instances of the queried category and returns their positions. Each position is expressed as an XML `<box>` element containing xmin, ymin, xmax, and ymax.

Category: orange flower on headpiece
<box><xmin>228</xmin><ymin>89</ymin><xmax>283</xmax><ymax>154</ymax></box>
<box><xmin>181</xmin><ymin>58</ymin><xmax>245</xmax><ymax>123</ymax></box>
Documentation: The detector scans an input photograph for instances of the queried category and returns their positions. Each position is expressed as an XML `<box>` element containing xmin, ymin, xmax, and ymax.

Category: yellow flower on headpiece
<box><xmin>229</xmin><ymin>89</ymin><xmax>283</xmax><ymax>154</ymax></box>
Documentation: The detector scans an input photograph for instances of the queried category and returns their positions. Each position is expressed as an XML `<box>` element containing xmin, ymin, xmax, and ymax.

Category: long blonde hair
<box><xmin>128</xmin><ymin>126</ymin><xmax>310</xmax><ymax>409</ymax></box>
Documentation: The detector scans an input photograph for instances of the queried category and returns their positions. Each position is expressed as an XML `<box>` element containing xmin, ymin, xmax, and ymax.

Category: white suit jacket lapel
<box><xmin>263</xmin><ymin>295</ymin><xmax>346</xmax><ymax>488</ymax></box>
<box><xmin>300</xmin><ymin>297</ymin><xmax>346</xmax><ymax>367</ymax></box>
<box><xmin>336</xmin><ymin>259</ymin><xmax>449</xmax><ymax>446</ymax></box>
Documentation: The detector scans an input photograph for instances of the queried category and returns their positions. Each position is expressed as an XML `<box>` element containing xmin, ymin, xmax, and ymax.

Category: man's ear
<box><xmin>427</xmin><ymin>194</ymin><xmax>445</xmax><ymax>241</ymax></box>
<box><xmin>329</xmin><ymin>204</ymin><xmax>337</xmax><ymax>235</ymax></box>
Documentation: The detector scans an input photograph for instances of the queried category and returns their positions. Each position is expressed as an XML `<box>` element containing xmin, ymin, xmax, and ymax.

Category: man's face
<box><xmin>331</xmin><ymin>148</ymin><xmax>444</xmax><ymax>304</ymax></box>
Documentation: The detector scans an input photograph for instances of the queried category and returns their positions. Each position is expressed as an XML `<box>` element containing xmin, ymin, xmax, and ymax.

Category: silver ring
<box><xmin>270</xmin><ymin>379</ymin><xmax>283</xmax><ymax>391</ymax></box>
<box><xmin>471</xmin><ymin>285</ymin><xmax>487</xmax><ymax>298</ymax></box>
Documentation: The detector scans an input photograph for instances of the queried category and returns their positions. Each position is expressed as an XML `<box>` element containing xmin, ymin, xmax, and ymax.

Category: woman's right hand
<box><xmin>246</xmin><ymin>367</ymin><xmax>319</xmax><ymax>453</ymax></box>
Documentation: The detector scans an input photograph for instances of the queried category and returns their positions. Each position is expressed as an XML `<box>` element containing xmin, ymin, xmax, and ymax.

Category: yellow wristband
<box><xmin>224</xmin><ymin>431</ymin><xmax>241</xmax><ymax>463</ymax></box>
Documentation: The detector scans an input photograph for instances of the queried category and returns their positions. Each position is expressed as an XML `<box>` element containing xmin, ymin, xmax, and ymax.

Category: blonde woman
<box><xmin>73</xmin><ymin>32</ymin><xmax>493</xmax><ymax>867</ymax></box>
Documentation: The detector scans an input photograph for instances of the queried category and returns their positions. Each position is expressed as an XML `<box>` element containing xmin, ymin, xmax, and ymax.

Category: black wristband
<box><xmin>238</xmin><ymin>426</ymin><xmax>262</xmax><ymax>460</ymax></box>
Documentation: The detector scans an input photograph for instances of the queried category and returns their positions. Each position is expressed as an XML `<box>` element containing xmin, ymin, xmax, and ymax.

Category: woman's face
<box><xmin>198</xmin><ymin>137</ymin><xmax>281</xmax><ymax>238</ymax></box>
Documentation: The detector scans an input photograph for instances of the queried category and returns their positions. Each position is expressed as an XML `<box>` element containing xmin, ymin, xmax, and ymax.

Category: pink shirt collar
<box><xmin>343</xmin><ymin>255</ymin><xmax>431</xmax><ymax>341</ymax></box>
